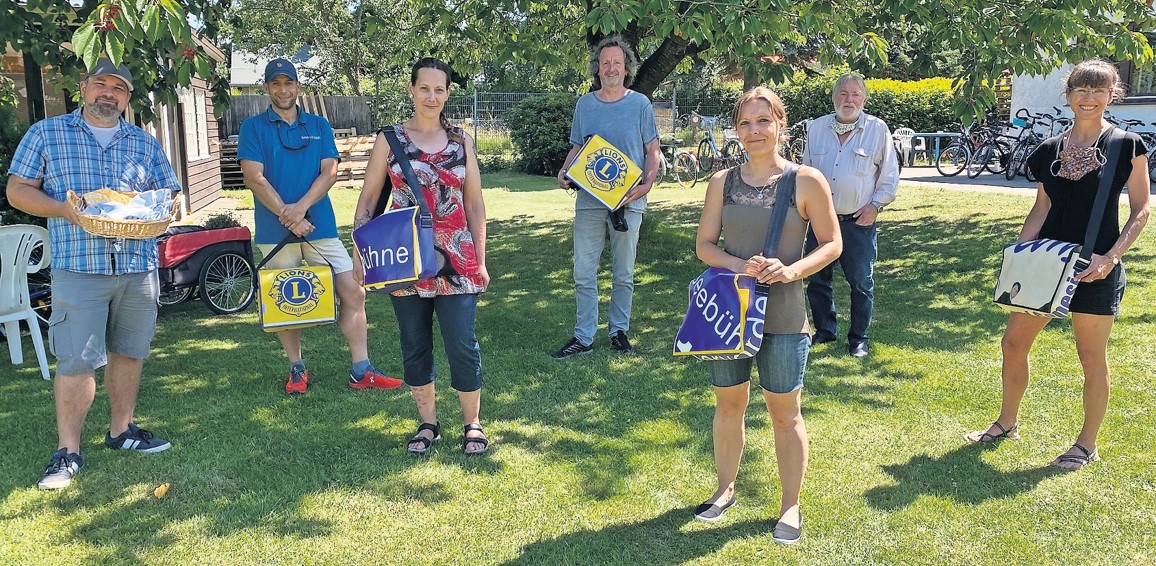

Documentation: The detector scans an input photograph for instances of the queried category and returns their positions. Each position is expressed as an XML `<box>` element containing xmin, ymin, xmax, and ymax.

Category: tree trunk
<box><xmin>632</xmin><ymin>35</ymin><xmax>708</xmax><ymax>98</ymax></box>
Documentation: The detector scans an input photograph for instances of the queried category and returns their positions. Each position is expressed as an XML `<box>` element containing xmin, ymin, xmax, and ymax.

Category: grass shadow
<box><xmin>500</xmin><ymin>508</ymin><xmax>777</xmax><ymax>565</ymax></box>
<box><xmin>864</xmin><ymin>442</ymin><xmax>1064</xmax><ymax>510</ymax></box>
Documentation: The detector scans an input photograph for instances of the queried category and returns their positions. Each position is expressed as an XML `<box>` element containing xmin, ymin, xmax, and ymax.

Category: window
<box><xmin>181</xmin><ymin>88</ymin><xmax>211</xmax><ymax>160</ymax></box>
<box><xmin>1116</xmin><ymin>28</ymin><xmax>1156</xmax><ymax>98</ymax></box>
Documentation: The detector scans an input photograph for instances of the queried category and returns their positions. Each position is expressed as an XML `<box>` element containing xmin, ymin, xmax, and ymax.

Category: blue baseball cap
<box><xmin>264</xmin><ymin>58</ymin><xmax>298</xmax><ymax>82</ymax></box>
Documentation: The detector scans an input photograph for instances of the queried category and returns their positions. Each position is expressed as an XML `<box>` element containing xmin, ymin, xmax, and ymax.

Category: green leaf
<box><xmin>107</xmin><ymin>30</ymin><xmax>125</xmax><ymax>67</ymax></box>
<box><xmin>143</xmin><ymin>4</ymin><xmax>161</xmax><ymax>44</ymax></box>
<box><xmin>167</xmin><ymin>10</ymin><xmax>183</xmax><ymax>43</ymax></box>
<box><xmin>72</xmin><ymin>22</ymin><xmax>97</xmax><ymax>58</ymax></box>
<box><xmin>195</xmin><ymin>54</ymin><xmax>212</xmax><ymax>80</ymax></box>
<box><xmin>176</xmin><ymin>59</ymin><xmax>191</xmax><ymax>85</ymax></box>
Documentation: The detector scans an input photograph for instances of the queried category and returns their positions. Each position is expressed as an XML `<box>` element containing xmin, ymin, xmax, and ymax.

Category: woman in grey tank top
<box><xmin>691</xmin><ymin>87</ymin><xmax>842</xmax><ymax>544</ymax></box>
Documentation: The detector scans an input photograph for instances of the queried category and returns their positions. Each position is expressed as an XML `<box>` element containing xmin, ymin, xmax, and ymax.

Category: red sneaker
<box><xmin>286</xmin><ymin>368</ymin><xmax>309</xmax><ymax>395</ymax></box>
<box><xmin>349</xmin><ymin>367</ymin><xmax>403</xmax><ymax>390</ymax></box>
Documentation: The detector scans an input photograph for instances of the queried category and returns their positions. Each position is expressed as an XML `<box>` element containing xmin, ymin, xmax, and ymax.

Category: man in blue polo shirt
<box><xmin>7</xmin><ymin>59</ymin><xmax>177</xmax><ymax>490</ymax></box>
<box><xmin>238</xmin><ymin>58</ymin><xmax>400</xmax><ymax>395</ymax></box>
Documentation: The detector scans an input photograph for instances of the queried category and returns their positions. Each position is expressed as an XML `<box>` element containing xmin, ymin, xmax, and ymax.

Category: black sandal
<box><xmin>407</xmin><ymin>422</ymin><xmax>440</xmax><ymax>455</ymax></box>
<box><xmin>1051</xmin><ymin>442</ymin><xmax>1100</xmax><ymax>470</ymax></box>
<box><xmin>964</xmin><ymin>421</ymin><xmax>1019</xmax><ymax>443</ymax></box>
<box><xmin>462</xmin><ymin>423</ymin><xmax>489</xmax><ymax>455</ymax></box>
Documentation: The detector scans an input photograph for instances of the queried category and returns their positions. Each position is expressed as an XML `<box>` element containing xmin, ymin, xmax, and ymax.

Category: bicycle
<box><xmin>783</xmin><ymin>119</ymin><xmax>809</xmax><ymax>163</ymax></box>
<box><xmin>688</xmin><ymin>110</ymin><xmax>725</xmax><ymax>172</ymax></box>
<box><xmin>658</xmin><ymin>136</ymin><xmax>699</xmax><ymax>188</ymax></box>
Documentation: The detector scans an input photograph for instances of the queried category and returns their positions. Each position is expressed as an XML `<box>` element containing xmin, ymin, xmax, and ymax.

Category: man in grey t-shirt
<box><xmin>551</xmin><ymin>35</ymin><xmax>661</xmax><ymax>359</ymax></box>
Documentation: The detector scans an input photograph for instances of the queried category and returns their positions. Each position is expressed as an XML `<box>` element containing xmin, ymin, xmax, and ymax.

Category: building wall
<box><xmin>1012</xmin><ymin>62</ymin><xmax>1156</xmax><ymax>126</ymax></box>
<box><xmin>186</xmin><ymin>77</ymin><xmax>223</xmax><ymax>214</ymax></box>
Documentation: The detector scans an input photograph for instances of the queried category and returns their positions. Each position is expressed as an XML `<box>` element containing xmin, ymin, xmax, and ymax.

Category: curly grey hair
<box><xmin>588</xmin><ymin>35</ymin><xmax>640</xmax><ymax>89</ymax></box>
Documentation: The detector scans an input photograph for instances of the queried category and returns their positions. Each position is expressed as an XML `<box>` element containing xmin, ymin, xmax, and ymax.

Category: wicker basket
<box><xmin>68</xmin><ymin>190</ymin><xmax>176</xmax><ymax>239</ymax></box>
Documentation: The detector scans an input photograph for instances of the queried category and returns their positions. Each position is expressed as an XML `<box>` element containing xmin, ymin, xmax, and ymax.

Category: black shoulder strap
<box><xmin>381</xmin><ymin>127</ymin><xmax>433</xmax><ymax>219</ymax></box>
<box><xmin>761</xmin><ymin>162</ymin><xmax>799</xmax><ymax>257</ymax></box>
<box><xmin>1080</xmin><ymin>127</ymin><xmax>1125</xmax><ymax>261</ymax></box>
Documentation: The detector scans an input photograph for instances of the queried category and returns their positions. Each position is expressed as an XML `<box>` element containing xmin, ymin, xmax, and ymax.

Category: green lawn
<box><xmin>2</xmin><ymin>174</ymin><xmax>1154</xmax><ymax>565</ymax></box>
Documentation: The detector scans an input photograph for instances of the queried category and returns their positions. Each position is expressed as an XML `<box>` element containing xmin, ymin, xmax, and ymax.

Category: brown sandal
<box><xmin>964</xmin><ymin>421</ymin><xmax>1020</xmax><ymax>443</ymax></box>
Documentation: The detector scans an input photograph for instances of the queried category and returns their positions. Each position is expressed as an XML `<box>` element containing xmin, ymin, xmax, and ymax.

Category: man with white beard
<box><xmin>7</xmin><ymin>59</ymin><xmax>181</xmax><ymax>490</ymax></box>
<box><xmin>801</xmin><ymin>73</ymin><xmax>900</xmax><ymax>359</ymax></box>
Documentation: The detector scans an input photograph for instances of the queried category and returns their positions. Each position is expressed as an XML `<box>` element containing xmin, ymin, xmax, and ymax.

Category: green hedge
<box><xmin>776</xmin><ymin>72</ymin><xmax>959</xmax><ymax>133</ymax></box>
<box><xmin>505</xmin><ymin>92</ymin><xmax>578</xmax><ymax>175</ymax></box>
<box><xmin>0</xmin><ymin>93</ymin><xmax>39</xmax><ymax>227</ymax></box>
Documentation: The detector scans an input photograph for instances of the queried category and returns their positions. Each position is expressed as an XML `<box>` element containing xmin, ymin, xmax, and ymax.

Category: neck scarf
<box><xmin>831</xmin><ymin>119</ymin><xmax>856</xmax><ymax>136</ymax></box>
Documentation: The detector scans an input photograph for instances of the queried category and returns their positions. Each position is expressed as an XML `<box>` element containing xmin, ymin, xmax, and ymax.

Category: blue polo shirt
<box><xmin>237</xmin><ymin>106</ymin><xmax>340</xmax><ymax>244</ymax></box>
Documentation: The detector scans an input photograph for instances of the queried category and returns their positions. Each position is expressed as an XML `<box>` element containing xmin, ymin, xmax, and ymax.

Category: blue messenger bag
<box><xmin>674</xmin><ymin>163</ymin><xmax>798</xmax><ymax>360</ymax></box>
<box><xmin>352</xmin><ymin>129</ymin><xmax>441</xmax><ymax>292</ymax></box>
<box><xmin>993</xmin><ymin>127</ymin><xmax>1123</xmax><ymax>318</ymax></box>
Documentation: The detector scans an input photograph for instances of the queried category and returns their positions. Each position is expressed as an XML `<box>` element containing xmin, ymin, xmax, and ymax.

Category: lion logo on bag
<box><xmin>268</xmin><ymin>269</ymin><xmax>326</xmax><ymax>316</ymax></box>
<box><xmin>583</xmin><ymin>148</ymin><xmax>629</xmax><ymax>192</ymax></box>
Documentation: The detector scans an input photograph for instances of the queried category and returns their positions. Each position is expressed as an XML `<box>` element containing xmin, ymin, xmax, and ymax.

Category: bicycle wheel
<box><xmin>674</xmin><ymin>152</ymin><xmax>698</xmax><ymax>188</ymax></box>
<box><xmin>985</xmin><ymin>140</ymin><xmax>1012</xmax><ymax>174</ymax></box>
<box><xmin>158</xmin><ymin>286</ymin><xmax>194</xmax><ymax>306</ymax></box>
<box><xmin>1006</xmin><ymin>141</ymin><xmax>1031</xmax><ymax>180</ymax></box>
<box><xmin>199</xmin><ymin>250</ymin><xmax>255</xmax><ymax>315</ymax></box>
<box><xmin>936</xmin><ymin>144</ymin><xmax>969</xmax><ymax>177</ymax></box>
<box><xmin>1149</xmin><ymin>154</ymin><xmax>1156</xmax><ymax>183</ymax></box>
<box><xmin>721</xmin><ymin>140</ymin><xmax>745</xmax><ymax>168</ymax></box>
<box><xmin>787</xmin><ymin>138</ymin><xmax>806</xmax><ymax>164</ymax></box>
<box><xmin>966</xmin><ymin>143</ymin><xmax>992</xmax><ymax>178</ymax></box>
<box><xmin>697</xmin><ymin>139</ymin><xmax>716</xmax><ymax>172</ymax></box>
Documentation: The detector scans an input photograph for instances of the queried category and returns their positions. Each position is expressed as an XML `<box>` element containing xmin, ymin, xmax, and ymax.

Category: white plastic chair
<box><xmin>893</xmin><ymin>127</ymin><xmax>915</xmax><ymax>166</ymax></box>
<box><xmin>0</xmin><ymin>225</ymin><xmax>51</xmax><ymax>379</ymax></box>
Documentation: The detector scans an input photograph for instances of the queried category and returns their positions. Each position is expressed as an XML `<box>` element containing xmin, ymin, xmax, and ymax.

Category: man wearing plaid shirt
<box><xmin>6</xmin><ymin>60</ymin><xmax>179</xmax><ymax>490</ymax></box>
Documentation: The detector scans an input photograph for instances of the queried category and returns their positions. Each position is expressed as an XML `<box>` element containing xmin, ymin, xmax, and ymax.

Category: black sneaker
<box><xmin>38</xmin><ymin>448</ymin><xmax>83</xmax><ymax>490</ymax></box>
<box><xmin>550</xmin><ymin>337</ymin><xmax>593</xmax><ymax>359</ymax></box>
<box><xmin>105</xmin><ymin>423</ymin><xmax>172</xmax><ymax>453</ymax></box>
<box><xmin>609</xmin><ymin>330</ymin><xmax>635</xmax><ymax>353</ymax></box>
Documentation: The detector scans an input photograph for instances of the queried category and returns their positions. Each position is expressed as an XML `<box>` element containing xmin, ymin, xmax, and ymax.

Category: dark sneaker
<box><xmin>610</xmin><ymin>330</ymin><xmax>635</xmax><ymax>353</ymax></box>
<box><xmin>38</xmin><ymin>448</ymin><xmax>83</xmax><ymax>490</ymax></box>
<box><xmin>349</xmin><ymin>367</ymin><xmax>403</xmax><ymax>390</ymax></box>
<box><xmin>286</xmin><ymin>366</ymin><xmax>309</xmax><ymax>395</ymax></box>
<box><xmin>105</xmin><ymin>423</ymin><xmax>171</xmax><ymax>453</ymax></box>
<box><xmin>550</xmin><ymin>336</ymin><xmax>592</xmax><ymax>359</ymax></box>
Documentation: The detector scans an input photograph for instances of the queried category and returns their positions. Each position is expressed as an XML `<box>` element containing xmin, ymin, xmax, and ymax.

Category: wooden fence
<box><xmin>218</xmin><ymin>95</ymin><xmax>375</xmax><ymax>140</ymax></box>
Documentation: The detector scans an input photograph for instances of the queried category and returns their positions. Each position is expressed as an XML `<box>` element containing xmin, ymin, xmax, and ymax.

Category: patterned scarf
<box><xmin>1051</xmin><ymin>130</ymin><xmax>1107</xmax><ymax>181</ymax></box>
<box><xmin>831</xmin><ymin>119</ymin><xmax>857</xmax><ymax>135</ymax></box>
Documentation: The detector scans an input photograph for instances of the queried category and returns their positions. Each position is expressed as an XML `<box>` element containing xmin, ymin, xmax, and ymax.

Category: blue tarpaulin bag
<box><xmin>353</xmin><ymin>129</ymin><xmax>440</xmax><ymax>292</ymax></box>
<box><xmin>673</xmin><ymin>163</ymin><xmax>798</xmax><ymax>360</ymax></box>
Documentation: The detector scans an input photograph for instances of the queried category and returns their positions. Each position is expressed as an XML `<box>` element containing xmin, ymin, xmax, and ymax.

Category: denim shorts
<box><xmin>707</xmin><ymin>333</ymin><xmax>809</xmax><ymax>393</ymax></box>
<box><xmin>49</xmin><ymin>269</ymin><xmax>159</xmax><ymax>376</ymax></box>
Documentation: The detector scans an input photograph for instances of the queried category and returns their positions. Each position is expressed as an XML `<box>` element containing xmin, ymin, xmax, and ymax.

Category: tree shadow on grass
<box><xmin>864</xmin><ymin>442</ymin><xmax>1063</xmax><ymax>511</ymax></box>
<box><xmin>500</xmin><ymin>508</ymin><xmax>777</xmax><ymax>565</ymax></box>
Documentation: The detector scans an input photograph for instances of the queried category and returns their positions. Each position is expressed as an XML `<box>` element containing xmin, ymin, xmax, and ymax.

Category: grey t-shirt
<box><xmin>84</xmin><ymin>121</ymin><xmax>121</xmax><ymax>149</ymax></box>
<box><xmin>568</xmin><ymin>90</ymin><xmax>659</xmax><ymax>212</ymax></box>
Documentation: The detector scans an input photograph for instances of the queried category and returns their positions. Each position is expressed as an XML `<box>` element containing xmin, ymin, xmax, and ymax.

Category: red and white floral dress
<box><xmin>385</xmin><ymin>124</ymin><xmax>485</xmax><ymax>297</ymax></box>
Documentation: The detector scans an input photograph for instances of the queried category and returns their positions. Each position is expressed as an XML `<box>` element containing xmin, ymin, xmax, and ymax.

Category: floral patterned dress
<box><xmin>385</xmin><ymin>124</ymin><xmax>485</xmax><ymax>297</ymax></box>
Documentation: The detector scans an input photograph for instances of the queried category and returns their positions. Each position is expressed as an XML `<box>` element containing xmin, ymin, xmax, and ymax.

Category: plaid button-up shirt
<box><xmin>7</xmin><ymin>110</ymin><xmax>181</xmax><ymax>275</ymax></box>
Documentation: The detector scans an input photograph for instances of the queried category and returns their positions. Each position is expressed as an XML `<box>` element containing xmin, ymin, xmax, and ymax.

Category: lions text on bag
<box><xmin>268</xmin><ymin>269</ymin><xmax>326</xmax><ymax>317</ymax></box>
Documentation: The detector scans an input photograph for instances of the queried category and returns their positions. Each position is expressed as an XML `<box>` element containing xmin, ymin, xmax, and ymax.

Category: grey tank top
<box><xmin>720</xmin><ymin>165</ymin><xmax>810</xmax><ymax>335</ymax></box>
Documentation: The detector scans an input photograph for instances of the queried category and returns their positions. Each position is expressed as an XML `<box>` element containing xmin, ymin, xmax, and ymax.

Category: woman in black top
<box><xmin>965</xmin><ymin>60</ymin><xmax>1150</xmax><ymax>470</ymax></box>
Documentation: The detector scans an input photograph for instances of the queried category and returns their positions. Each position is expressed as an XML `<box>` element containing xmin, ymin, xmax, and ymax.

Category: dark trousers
<box><xmin>389</xmin><ymin>293</ymin><xmax>482</xmax><ymax>392</ymax></box>
<box><xmin>804</xmin><ymin>220</ymin><xmax>877</xmax><ymax>345</ymax></box>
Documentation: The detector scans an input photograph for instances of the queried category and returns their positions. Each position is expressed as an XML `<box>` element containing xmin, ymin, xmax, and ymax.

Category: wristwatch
<box><xmin>870</xmin><ymin>201</ymin><xmax>885</xmax><ymax>213</ymax></box>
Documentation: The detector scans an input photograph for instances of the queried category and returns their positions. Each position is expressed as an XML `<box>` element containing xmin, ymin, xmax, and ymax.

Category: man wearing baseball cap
<box><xmin>238</xmin><ymin>58</ymin><xmax>401</xmax><ymax>394</ymax></box>
<box><xmin>6</xmin><ymin>57</ymin><xmax>181</xmax><ymax>490</ymax></box>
